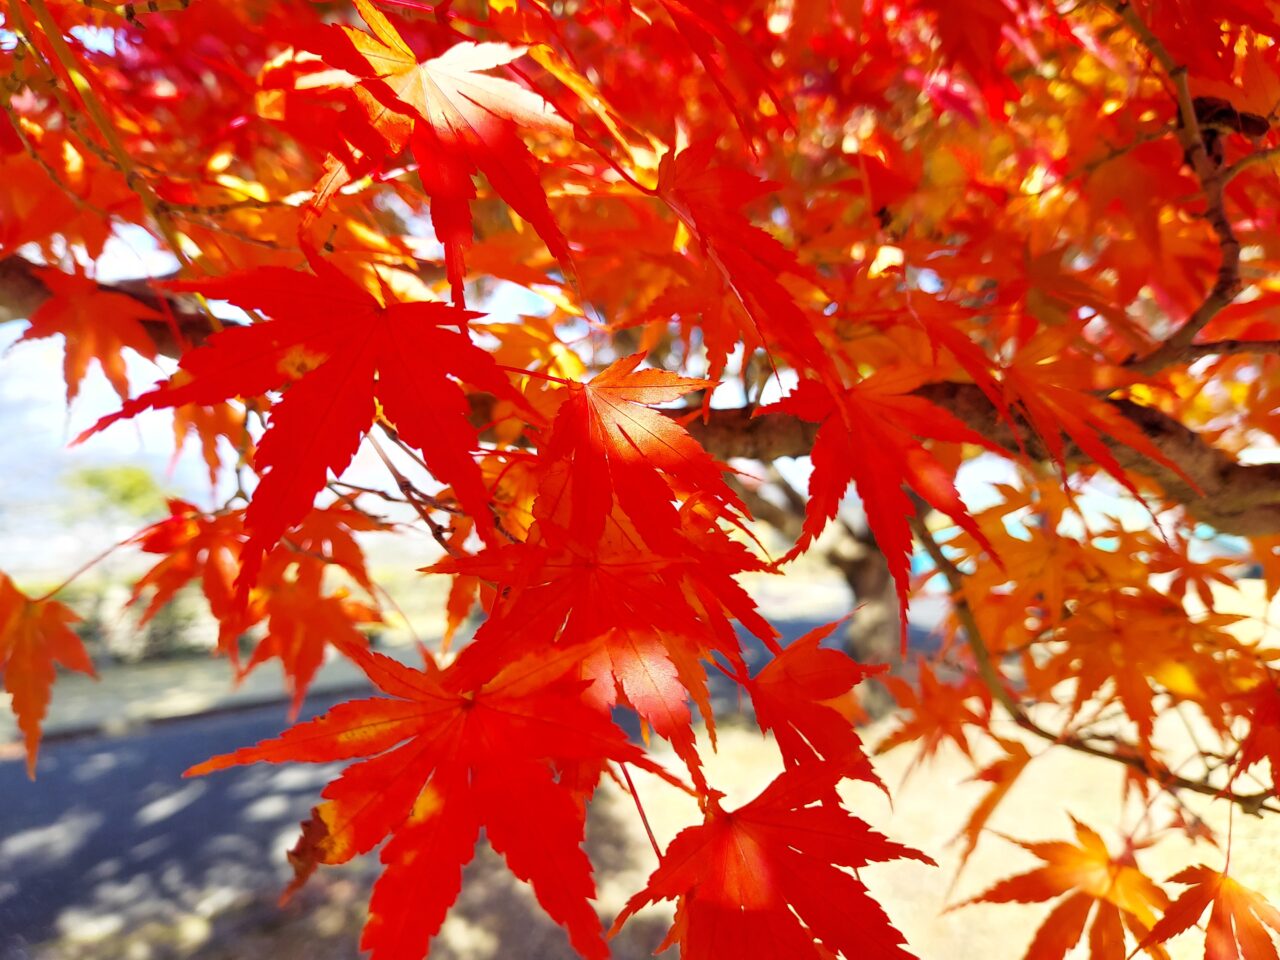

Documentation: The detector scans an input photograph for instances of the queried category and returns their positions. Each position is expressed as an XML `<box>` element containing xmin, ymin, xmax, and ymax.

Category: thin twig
<box><xmin>375</xmin><ymin>425</ymin><xmax>465</xmax><ymax>514</ymax></box>
<box><xmin>366</xmin><ymin>432</ymin><xmax>462</xmax><ymax>557</ymax></box>
<box><xmin>1099</xmin><ymin>0</ymin><xmax>1245</xmax><ymax>373</ymax></box>
<box><xmin>19</xmin><ymin>0</ymin><xmax>225</xmax><ymax>333</ymax></box>
<box><xmin>329</xmin><ymin>480</ymin><xmax>412</xmax><ymax>508</ymax></box>
<box><xmin>33</xmin><ymin>536</ymin><xmax>134</xmax><ymax>603</ymax></box>
<box><xmin>619</xmin><ymin>763</ymin><xmax>663</xmax><ymax>860</ymax></box>
<box><xmin>1222</xmin><ymin>145</ymin><xmax>1280</xmax><ymax>185</ymax></box>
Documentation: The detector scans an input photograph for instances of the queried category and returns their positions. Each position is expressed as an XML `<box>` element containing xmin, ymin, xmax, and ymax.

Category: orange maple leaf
<box><xmin>333</xmin><ymin>0</ymin><xmax>571</xmax><ymax>302</ymax></box>
<box><xmin>0</xmin><ymin>573</ymin><xmax>96</xmax><ymax>778</ymax></box>
<box><xmin>1230</xmin><ymin>671</ymin><xmax>1280</xmax><ymax>792</ymax></box>
<box><xmin>171</xmin><ymin>398</ymin><xmax>250</xmax><ymax>491</ymax></box>
<box><xmin>131</xmin><ymin>500</ymin><xmax>384</xmax><ymax>702</ymax></box>
<box><xmin>1138</xmin><ymin>865</ymin><xmax>1280</xmax><ymax>960</ymax></box>
<box><xmin>1001</xmin><ymin>328</ymin><xmax>1192</xmax><ymax>500</ymax></box>
<box><xmin>963</xmin><ymin>817</ymin><xmax>1171</xmax><ymax>960</ymax></box>
<box><xmin>952</xmin><ymin>738</ymin><xmax>1033</xmax><ymax>877</ymax></box>
<box><xmin>21</xmin><ymin>267</ymin><xmax>160</xmax><ymax>403</ymax></box>
<box><xmin>876</xmin><ymin>660</ymin><xmax>990</xmax><ymax>765</ymax></box>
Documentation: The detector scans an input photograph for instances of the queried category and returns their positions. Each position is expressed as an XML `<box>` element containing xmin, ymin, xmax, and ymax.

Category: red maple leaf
<box><xmin>611</xmin><ymin>762</ymin><xmax>933</xmax><ymax>959</ymax></box>
<box><xmin>129</xmin><ymin>499</ymin><xmax>247</xmax><ymax>655</ymax></box>
<box><xmin>430</xmin><ymin>512</ymin><xmax>775</xmax><ymax>786</ymax></box>
<box><xmin>658</xmin><ymin>141</ymin><xmax>833</xmax><ymax>378</ymax></box>
<box><xmin>80</xmin><ymin>253</ymin><xmax>521</xmax><ymax>592</ymax></box>
<box><xmin>328</xmin><ymin>0</ymin><xmax>572</xmax><ymax>303</ymax></box>
<box><xmin>186</xmin><ymin>639</ymin><xmax>682</xmax><ymax>960</ymax></box>
<box><xmin>747</xmin><ymin>620</ymin><xmax>886</xmax><ymax>777</ymax></box>
<box><xmin>643</xmin><ymin>0</ymin><xmax>789</xmax><ymax>143</ymax></box>
<box><xmin>244</xmin><ymin>583</ymin><xmax>379</xmax><ymax>719</ymax></box>
<box><xmin>761</xmin><ymin>370</ymin><xmax>996</xmax><ymax>642</ymax></box>
<box><xmin>131</xmin><ymin>499</ymin><xmax>385</xmax><ymax>703</ymax></box>
<box><xmin>534</xmin><ymin>353</ymin><xmax>746</xmax><ymax>552</ymax></box>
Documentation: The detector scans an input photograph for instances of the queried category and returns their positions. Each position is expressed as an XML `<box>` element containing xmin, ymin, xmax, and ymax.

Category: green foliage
<box><xmin>62</xmin><ymin>464</ymin><xmax>168</xmax><ymax>522</ymax></box>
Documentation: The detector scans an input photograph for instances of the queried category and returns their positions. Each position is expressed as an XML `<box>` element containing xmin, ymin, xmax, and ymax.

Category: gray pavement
<box><xmin>0</xmin><ymin>615</ymin><xmax>942</xmax><ymax>956</ymax></box>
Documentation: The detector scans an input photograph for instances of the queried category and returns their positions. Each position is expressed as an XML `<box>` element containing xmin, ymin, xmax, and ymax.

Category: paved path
<box><xmin>9</xmin><ymin>680</ymin><xmax>1270</xmax><ymax>960</ymax></box>
<box><xmin>1</xmin><ymin>617</ymin><xmax>946</xmax><ymax>957</ymax></box>
<box><xmin>4</xmin><ymin>582</ymin><xmax>1277</xmax><ymax>959</ymax></box>
<box><xmin>0</xmin><ymin>693</ymin><xmax>353</xmax><ymax>957</ymax></box>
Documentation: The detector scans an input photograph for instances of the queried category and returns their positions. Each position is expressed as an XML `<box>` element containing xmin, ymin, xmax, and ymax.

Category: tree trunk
<box><xmin>827</xmin><ymin>535</ymin><xmax>899</xmax><ymax>719</ymax></box>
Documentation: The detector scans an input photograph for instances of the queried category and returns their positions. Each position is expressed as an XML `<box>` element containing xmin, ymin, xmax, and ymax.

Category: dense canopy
<box><xmin>4</xmin><ymin>0</ymin><xmax>1280</xmax><ymax>957</ymax></box>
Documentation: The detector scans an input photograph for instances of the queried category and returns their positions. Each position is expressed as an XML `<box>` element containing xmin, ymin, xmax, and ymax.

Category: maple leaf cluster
<box><xmin>5</xmin><ymin>0</ymin><xmax>1280</xmax><ymax>958</ymax></box>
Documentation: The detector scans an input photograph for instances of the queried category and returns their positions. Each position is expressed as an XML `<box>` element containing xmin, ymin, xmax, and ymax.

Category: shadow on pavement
<box><xmin>1</xmin><ymin>619</ymin><xmax>939</xmax><ymax>959</ymax></box>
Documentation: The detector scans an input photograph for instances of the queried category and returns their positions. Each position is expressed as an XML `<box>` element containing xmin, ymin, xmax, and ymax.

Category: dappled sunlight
<box><xmin>135</xmin><ymin>783</ymin><xmax>208</xmax><ymax>828</ymax></box>
<box><xmin>0</xmin><ymin>617</ymin><xmax>951</xmax><ymax>959</ymax></box>
<box><xmin>0</xmin><ymin>694</ymin><xmax>363</xmax><ymax>959</ymax></box>
<box><xmin>69</xmin><ymin>750</ymin><xmax>122</xmax><ymax>783</ymax></box>
<box><xmin>8</xmin><ymin>584</ymin><xmax>1273</xmax><ymax>960</ymax></box>
<box><xmin>6</xmin><ymin>616</ymin><xmax>1273</xmax><ymax>960</ymax></box>
<box><xmin>0</xmin><ymin>810</ymin><xmax>103</xmax><ymax>869</ymax></box>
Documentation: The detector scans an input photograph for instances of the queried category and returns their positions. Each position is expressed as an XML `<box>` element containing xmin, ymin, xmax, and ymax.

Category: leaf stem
<box><xmin>619</xmin><ymin>762</ymin><xmax>663</xmax><ymax>860</ymax></box>
<box><xmin>368</xmin><ymin>428</ymin><xmax>463</xmax><ymax>557</ymax></box>
<box><xmin>33</xmin><ymin>536</ymin><xmax>134</xmax><ymax>603</ymax></box>
<box><xmin>498</xmin><ymin>364</ymin><xmax>571</xmax><ymax>385</ymax></box>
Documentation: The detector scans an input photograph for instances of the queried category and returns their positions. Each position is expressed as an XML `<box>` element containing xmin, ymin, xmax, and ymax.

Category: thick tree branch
<box><xmin>7</xmin><ymin>255</ymin><xmax>1277</xmax><ymax>537</ymax></box>
<box><xmin>0</xmin><ymin>254</ymin><xmax>215</xmax><ymax>356</ymax></box>
<box><xmin>686</xmin><ymin>384</ymin><xmax>1280</xmax><ymax>537</ymax></box>
<box><xmin>1177</xmin><ymin>339</ymin><xmax>1280</xmax><ymax>361</ymax></box>
<box><xmin>0</xmin><ymin>257</ymin><xmax>50</xmax><ymax>325</ymax></box>
<box><xmin>909</xmin><ymin>518</ymin><xmax>1280</xmax><ymax>816</ymax></box>
<box><xmin>685</xmin><ymin>405</ymin><xmax>821</xmax><ymax>464</ymax></box>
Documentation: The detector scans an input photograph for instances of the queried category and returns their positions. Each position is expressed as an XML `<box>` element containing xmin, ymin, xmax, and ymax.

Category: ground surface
<box><xmin>10</xmin><ymin>708</ymin><xmax>1276</xmax><ymax>960</ymax></box>
<box><xmin>3</xmin><ymin>585</ymin><xmax>1278</xmax><ymax>960</ymax></box>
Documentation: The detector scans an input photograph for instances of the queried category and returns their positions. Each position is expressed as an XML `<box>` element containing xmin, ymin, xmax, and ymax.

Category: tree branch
<box><xmin>1177</xmin><ymin>339</ymin><xmax>1280</xmax><ymax>361</ymax></box>
<box><xmin>0</xmin><ymin>254</ymin><xmax>216</xmax><ymax>356</ymax></box>
<box><xmin>7</xmin><ymin>254</ymin><xmax>1277</xmax><ymax>537</ymax></box>
<box><xmin>683</xmin><ymin>405</ymin><xmax>821</xmax><ymax>462</ymax></box>
<box><xmin>0</xmin><ymin>257</ymin><xmax>51</xmax><ymax>325</ymax></box>
<box><xmin>1100</xmin><ymin>1</ymin><xmax>1245</xmax><ymax>373</ymax></box>
<box><xmin>1223</xmin><ymin>145</ymin><xmax>1280</xmax><ymax>184</ymax></box>
<box><xmin>685</xmin><ymin>384</ymin><xmax>1280</xmax><ymax>537</ymax></box>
